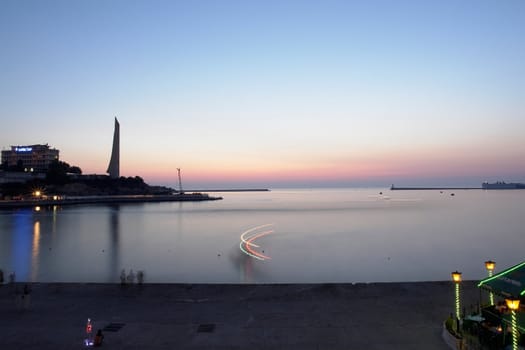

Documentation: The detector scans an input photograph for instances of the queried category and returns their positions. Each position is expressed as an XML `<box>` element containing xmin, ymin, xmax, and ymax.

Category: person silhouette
<box><xmin>94</xmin><ymin>329</ymin><xmax>104</xmax><ymax>346</ymax></box>
<box><xmin>127</xmin><ymin>269</ymin><xmax>135</xmax><ymax>283</ymax></box>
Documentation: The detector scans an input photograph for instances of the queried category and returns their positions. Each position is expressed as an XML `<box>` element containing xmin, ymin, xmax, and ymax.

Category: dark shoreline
<box><xmin>0</xmin><ymin>193</ymin><xmax>223</xmax><ymax>209</ymax></box>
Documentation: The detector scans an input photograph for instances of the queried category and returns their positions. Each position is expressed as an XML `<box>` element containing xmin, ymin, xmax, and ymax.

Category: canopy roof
<box><xmin>478</xmin><ymin>260</ymin><xmax>525</xmax><ymax>298</ymax></box>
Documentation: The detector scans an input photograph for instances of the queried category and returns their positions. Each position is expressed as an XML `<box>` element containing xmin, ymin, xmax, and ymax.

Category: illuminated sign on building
<box><xmin>2</xmin><ymin>144</ymin><xmax>59</xmax><ymax>173</ymax></box>
<box><xmin>15</xmin><ymin>147</ymin><xmax>33</xmax><ymax>153</ymax></box>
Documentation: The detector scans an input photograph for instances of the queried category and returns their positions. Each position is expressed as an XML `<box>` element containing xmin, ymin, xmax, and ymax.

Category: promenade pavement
<box><xmin>0</xmin><ymin>281</ymin><xmax>479</xmax><ymax>349</ymax></box>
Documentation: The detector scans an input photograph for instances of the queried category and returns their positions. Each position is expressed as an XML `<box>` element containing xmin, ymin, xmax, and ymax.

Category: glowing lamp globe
<box><xmin>485</xmin><ymin>260</ymin><xmax>496</xmax><ymax>272</ymax></box>
<box><xmin>451</xmin><ymin>271</ymin><xmax>462</xmax><ymax>283</ymax></box>
<box><xmin>506</xmin><ymin>299</ymin><xmax>520</xmax><ymax>311</ymax></box>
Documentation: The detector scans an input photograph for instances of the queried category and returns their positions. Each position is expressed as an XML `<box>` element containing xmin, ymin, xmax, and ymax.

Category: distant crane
<box><xmin>177</xmin><ymin>168</ymin><xmax>184</xmax><ymax>194</ymax></box>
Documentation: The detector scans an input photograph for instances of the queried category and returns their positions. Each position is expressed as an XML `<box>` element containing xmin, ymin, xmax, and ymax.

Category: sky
<box><xmin>1</xmin><ymin>0</ymin><xmax>524</xmax><ymax>189</ymax></box>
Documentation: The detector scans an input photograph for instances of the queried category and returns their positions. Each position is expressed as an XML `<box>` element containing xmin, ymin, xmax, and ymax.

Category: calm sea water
<box><xmin>1</xmin><ymin>188</ymin><xmax>524</xmax><ymax>284</ymax></box>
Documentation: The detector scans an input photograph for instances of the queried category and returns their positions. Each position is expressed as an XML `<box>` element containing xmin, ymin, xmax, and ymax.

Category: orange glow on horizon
<box><xmin>75</xmin><ymin>140</ymin><xmax>525</xmax><ymax>186</ymax></box>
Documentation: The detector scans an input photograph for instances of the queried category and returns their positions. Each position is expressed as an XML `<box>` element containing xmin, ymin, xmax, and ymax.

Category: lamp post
<box><xmin>505</xmin><ymin>298</ymin><xmax>520</xmax><ymax>350</ymax></box>
<box><xmin>485</xmin><ymin>260</ymin><xmax>496</xmax><ymax>306</ymax></box>
<box><xmin>452</xmin><ymin>271</ymin><xmax>462</xmax><ymax>323</ymax></box>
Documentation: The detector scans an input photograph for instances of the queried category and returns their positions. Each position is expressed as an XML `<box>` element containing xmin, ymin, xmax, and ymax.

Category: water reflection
<box><xmin>241</xmin><ymin>255</ymin><xmax>254</xmax><ymax>283</ymax></box>
<box><xmin>31</xmin><ymin>221</ymin><xmax>40</xmax><ymax>281</ymax></box>
<box><xmin>12</xmin><ymin>209</ymin><xmax>33</xmax><ymax>281</ymax></box>
<box><xmin>235</xmin><ymin>252</ymin><xmax>273</xmax><ymax>283</ymax></box>
<box><xmin>52</xmin><ymin>205</ymin><xmax>58</xmax><ymax>237</ymax></box>
<box><xmin>3</xmin><ymin>204</ymin><xmax>123</xmax><ymax>282</ymax></box>
<box><xmin>108</xmin><ymin>205</ymin><xmax>120</xmax><ymax>282</ymax></box>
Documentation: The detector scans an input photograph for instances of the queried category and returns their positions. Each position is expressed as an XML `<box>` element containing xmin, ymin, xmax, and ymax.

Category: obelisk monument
<box><xmin>107</xmin><ymin>117</ymin><xmax>120</xmax><ymax>178</ymax></box>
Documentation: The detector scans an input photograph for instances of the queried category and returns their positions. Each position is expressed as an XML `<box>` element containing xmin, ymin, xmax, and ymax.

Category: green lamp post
<box><xmin>485</xmin><ymin>260</ymin><xmax>496</xmax><ymax>306</ymax></box>
<box><xmin>452</xmin><ymin>271</ymin><xmax>462</xmax><ymax>322</ymax></box>
<box><xmin>505</xmin><ymin>298</ymin><xmax>520</xmax><ymax>350</ymax></box>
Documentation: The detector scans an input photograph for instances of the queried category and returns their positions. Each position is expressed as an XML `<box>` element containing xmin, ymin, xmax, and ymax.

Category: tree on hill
<box><xmin>69</xmin><ymin>166</ymin><xmax>82</xmax><ymax>174</ymax></box>
<box><xmin>46</xmin><ymin>160</ymin><xmax>82</xmax><ymax>185</ymax></box>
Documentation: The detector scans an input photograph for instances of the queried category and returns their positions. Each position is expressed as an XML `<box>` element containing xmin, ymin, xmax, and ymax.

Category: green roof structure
<box><xmin>478</xmin><ymin>260</ymin><xmax>525</xmax><ymax>298</ymax></box>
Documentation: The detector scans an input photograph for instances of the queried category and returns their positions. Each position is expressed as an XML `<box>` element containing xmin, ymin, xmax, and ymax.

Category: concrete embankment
<box><xmin>0</xmin><ymin>281</ymin><xmax>480</xmax><ymax>349</ymax></box>
<box><xmin>0</xmin><ymin>194</ymin><xmax>222</xmax><ymax>209</ymax></box>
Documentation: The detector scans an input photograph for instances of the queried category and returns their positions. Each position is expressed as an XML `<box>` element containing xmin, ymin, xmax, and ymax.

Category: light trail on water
<box><xmin>239</xmin><ymin>224</ymin><xmax>274</xmax><ymax>261</ymax></box>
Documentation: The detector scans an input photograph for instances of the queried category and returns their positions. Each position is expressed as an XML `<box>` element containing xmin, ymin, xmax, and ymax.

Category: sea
<box><xmin>0</xmin><ymin>188</ymin><xmax>524</xmax><ymax>284</ymax></box>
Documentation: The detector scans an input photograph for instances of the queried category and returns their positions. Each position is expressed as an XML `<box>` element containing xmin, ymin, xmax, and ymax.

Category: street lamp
<box><xmin>505</xmin><ymin>298</ymin><xmax>520</xmax><ymax>350</ymax></box>
<box><xmin>485</xmin><ymin>260</ymin><xmax>496</xmax><ymax>305</ymax></box>
<box><xmin>452</xmin><ymin>271</ymin><xmax>462</xmax><ymax>283</ymax></box>
<box><xmin>452</xmin><ymin>271</ymin><xmax>462</xmax><ymax>322</ymax></box>
<box><xmin>485</xmin><ymin>260</ymin><xmax>496</xmax><ymax>272</ymax></box>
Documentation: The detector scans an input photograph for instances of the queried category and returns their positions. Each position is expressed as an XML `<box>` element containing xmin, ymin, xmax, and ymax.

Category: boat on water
<box><xmin>482</xmin><ymin>181</ymin><xmax>525</xmax><ymax>189</ymax></box>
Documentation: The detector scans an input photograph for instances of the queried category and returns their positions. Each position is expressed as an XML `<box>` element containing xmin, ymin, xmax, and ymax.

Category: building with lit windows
<box><xmin>1</xmin><ymin>144</ymin><xmax>59</xmax><ymax>173</ymax></box>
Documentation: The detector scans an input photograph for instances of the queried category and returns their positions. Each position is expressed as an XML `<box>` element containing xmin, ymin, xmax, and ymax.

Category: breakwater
<box><xmin>391</xmin><ymin>186</ymin><xmax>481</xmax><ymax>190</ymax></box>
<box><xmin>185</xmin><ymin>188</ymin><xmax>270</xmax><ymax>192</ymax></box>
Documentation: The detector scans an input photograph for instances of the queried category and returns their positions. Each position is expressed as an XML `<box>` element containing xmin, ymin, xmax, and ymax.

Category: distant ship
<box><xmin>482</xmin><ymin>181</ymin><xmax>525</xmax><ymax>189</ymax></box>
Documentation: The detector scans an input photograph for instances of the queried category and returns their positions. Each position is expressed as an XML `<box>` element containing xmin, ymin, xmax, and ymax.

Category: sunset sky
<box><xmin>1</xmin><ymin>0</ymin><xmax>524</xmax><ymax>188</ymax></box>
